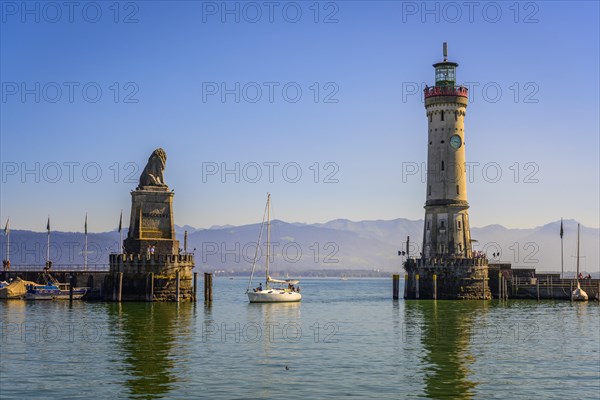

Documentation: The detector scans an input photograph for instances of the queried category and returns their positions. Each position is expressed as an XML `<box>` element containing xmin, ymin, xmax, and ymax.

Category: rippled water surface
<box><xmin>1</xmin><ymin>278</ymin><xmax>599</xmax><ymax>399</ymax></box>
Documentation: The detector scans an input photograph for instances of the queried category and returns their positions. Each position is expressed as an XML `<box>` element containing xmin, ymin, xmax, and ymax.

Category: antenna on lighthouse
<box><xmin>443</xmin><ymin>42</ymin><xmax>448</xmax><ymax>61</ymax></box>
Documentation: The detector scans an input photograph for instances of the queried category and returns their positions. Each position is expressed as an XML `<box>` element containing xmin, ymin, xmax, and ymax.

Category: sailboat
<box><xmin>572</xmin><ymin>223</ymin><xmax>588</xmax><ymax>301</ymax></box>
<box><xmin>247</xmin><ymin>194</ymin><xmax>302</xmax><ymax>303</ymax></box>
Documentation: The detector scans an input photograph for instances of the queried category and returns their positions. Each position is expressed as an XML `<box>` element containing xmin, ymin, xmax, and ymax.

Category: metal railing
<box><xmin>2</xmin><ymin>264</ymin><xmax>111</xmax><ymax>272</ymax></box>
<box><xmin>424</xmin><ymin>85</ymin><xmax>468</xmax><ymax>99</ymax></box>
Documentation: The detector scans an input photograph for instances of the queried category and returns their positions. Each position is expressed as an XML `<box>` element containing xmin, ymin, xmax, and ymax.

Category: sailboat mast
<box><xmin>266</xmin><ymin>193</ymin><xmax>271</xmax><ymax>288</ymax></box>
<box><xmin>6</xmin><ymin>220</ymin><xmax>9</xmax><ymax>263</ymax></box>
<box><xmin>576</xmin><ymin>223</ymin><xmax>580</xmax><ymax>283</ymax></box>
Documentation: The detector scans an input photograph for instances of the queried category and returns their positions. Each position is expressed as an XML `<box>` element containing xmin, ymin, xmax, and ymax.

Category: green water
<box><xmin>1</xmin><ymin>279</ymin><xmax>599</xmax><ymax>399</ymax></box>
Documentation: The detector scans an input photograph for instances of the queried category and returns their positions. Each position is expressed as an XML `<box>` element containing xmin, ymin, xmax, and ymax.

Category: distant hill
<box><xmin>1</xmin><ymin>219</ymin><xmax>597</xmax><ymax>276</ymax></box>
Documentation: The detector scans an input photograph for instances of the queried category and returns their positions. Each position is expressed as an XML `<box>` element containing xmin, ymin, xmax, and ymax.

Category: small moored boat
<box><xmin>246</xmin><ymin>194</ymin><xmax>302</xmax><ymax>303</ymax></box>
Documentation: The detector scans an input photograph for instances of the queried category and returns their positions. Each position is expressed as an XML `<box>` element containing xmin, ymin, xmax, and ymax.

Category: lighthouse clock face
<box><xmin>450</xmin><ymin>135</ymin><xmax>462</xmax><ymax>149</ymax></box>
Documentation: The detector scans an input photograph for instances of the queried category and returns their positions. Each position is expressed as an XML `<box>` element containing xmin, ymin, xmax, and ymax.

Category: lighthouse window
<box><xmin>456</xmin><ymin>185</ymin><xmax>459</xmax><ymax>194</ymax></box>
<box><xmin>428</xmin><ymin>185</ymin><xmax>431</xmax><ymax>196</ymax></box>
<box><xmin>427</xmin><ymin>221</ymin><xmax>430</xmax><ymax>230</ymax></box>
<box><xmin>429</xmin><ymin>114</ymin><xmax>432</xmax><ymax>122</ymax></box>
<box><xmin>441</xmin><ymin>161</ymin><xmax>445</xmax><ymax>171</ymax></box>
<box><xmin>457</xmin><ymin>221</ymin><xmax>462</xmax><ymax>229</ymax></box>
<box><xmin>440</xmin><ymin>111</ymin><xmax>444</xmax><ymax>121</ymax></box>
<box><xmin>454</xmin><ymin>111</ymin><xmax>458</xmax><ymax>121</ymax></box>
<box><xmin>440</xmin><ymin>221</ymin><xmax>445</xmax><ymax>229</ymax></box>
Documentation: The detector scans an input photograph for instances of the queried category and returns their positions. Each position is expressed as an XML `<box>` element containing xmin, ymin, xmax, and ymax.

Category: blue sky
<box><xmin>1</xmin><ymin>1</ymin><xmax>599</xmax><ymax>232</ymax></box>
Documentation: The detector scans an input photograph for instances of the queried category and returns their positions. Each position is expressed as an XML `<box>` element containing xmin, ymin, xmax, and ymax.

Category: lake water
<box><xmin>1</xmin><ymin>278</ymin><xmax>599</xmax><ymax>399</ymax></box>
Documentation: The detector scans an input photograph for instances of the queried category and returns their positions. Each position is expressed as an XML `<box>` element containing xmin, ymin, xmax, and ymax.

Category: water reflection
<box><xmin>107</xmin><ymin>302</ymin><xmax>193</xmax><ymax>399</ymax></box>
<box><xmin>404</xmin><ymin>301</ymin><xmax>485</xmax><ymax>399</ymax></box>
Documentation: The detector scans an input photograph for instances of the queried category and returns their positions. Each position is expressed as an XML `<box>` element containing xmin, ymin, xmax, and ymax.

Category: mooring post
<box><xmin>570</xmin><ymin>280</ymin><xmax>573</xmax><ymax>303</ymax></box>
<box><xmin>415</xmin><ymin>274</ymin><xmax>420</xmax><ymax>299</ymax></box>
<box><xmin>403</xmin><ymin>274</ymin><xmax>408</xmax><ymax>299</ymax></box>
<box><xmin>504</xmin><ymin>278</ymin><xmax>508</xmax><ymax>301</ymax></box>
<box><xmin>175</xmin><ymin>270</ymin><xmax>180</xmax><ymax>303</ymax></box>
<box><xmin>112</xmin><ymin>273</ymin><xmax>117</xmax><ymax>301</ymax></box>
<box><xmin>193</xmin><ymin>272</ymin><xmax>198</xmax><ymax>302</ymax></box>
<box><xmin>204</xmin><ymin>272</ymin><xmax>213</xmax><ymax>302</ymax></box>
<box><xmin>482</xmin><ymin>274</ymin><xmax>486</xmax><ymax>300</ymax></box>
<box><xmin>117</xmin><ymin>272</ymin><xmax>123</xmax><ymax>302</ymax></box>
<box><xmin>392</xmin><ymin>274</ymin><xmax>399</xmax><ymax>300</ymax></box>
<box><xmin>69</xmin><ymin>274</ymin><xmax>74</xmax><ymax>301</ymax></box>
<box><xmin>433</xmin><ymin>274</ymin><xmax>437</xmax><ymax>300</ymax></box>
<box><xmin>536</xmin><ymin>278</ymin><xmax>540</xmax><ymax>301</ymax></box>
<box><xmin>147</xmin><ymin>272</ymin><xmax>154</xmax><ymax>302</ymax></box>
<box><xmin>498</xmin><ymin>272</ymin><xmax>502</xmax><ymax>300</ymax></box>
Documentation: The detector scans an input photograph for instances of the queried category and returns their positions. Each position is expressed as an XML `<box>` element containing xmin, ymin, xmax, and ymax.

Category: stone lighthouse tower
<box><xmin>404</xmin><ymin>43</ymin><xmax>490</xmax><ymax>300</ymax></box>
<box><xmin>423</xmin><ymin>42</ymin><xmax>471</xmax><ymax>259</ymax></box>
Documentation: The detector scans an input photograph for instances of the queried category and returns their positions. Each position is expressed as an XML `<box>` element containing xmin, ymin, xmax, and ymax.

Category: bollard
<box><xmin>570</xmin><ymin>280</ymin><xmax>573</xmax><ymax>303</ymax></box>
<box><xmin>433</xmin><ymin>274</ymin><xmax>437</xmax><ymax>300</ymax></box>
<box><xmin>69</xmin><ymin>275</ymin><xmax>74</xmax><ymax>301</ymax></box>
<box><xmin>482</xmin><ymin>274</ymin><xmax>486</xmax><ymax>300</ymax></box>
<box><xmin>147</xmin><ymin>272</ymin><xmax>154</xmax><ymax>302</ymax></box>
<box><xmin>415</xmin><ymin>274</ymin><xmax>420</xmax><ymax>299</ymax></box>
<box><xmin>204</xmin><ymin>273</ymin><xmax>213</xmax><ymax>302</ymax></box>
<box><xmin>498</xmin><ymin>272</ymin><xmax>502</xmax><ymax>300</ymax></box>
<box><xmin>175</xmin><ymin>270</ymin><xmax>180</xmax><ymax>303</ymax></box>
<box><xmin>193</xmin><ymin>272</ymin><xmax>198</xmax><ymax>302</ymax></box>
<box><xmin>403</xmin><ymin>274</ymin><xmax>408</xmax><ymax>299</ymax></box>
<box><xmin>117</xmin><ymin>272</ymin><xmax>123</xmax><ymax>302</ymax></box>
<box><xmin>392</xmin><ymin>274</ymin><xmax>399</xmax><ymax>300</ymax></box>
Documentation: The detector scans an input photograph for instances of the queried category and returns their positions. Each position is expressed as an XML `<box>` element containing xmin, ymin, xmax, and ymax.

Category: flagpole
<box><xmin>5</xmin><ymin>218</ymin><xmax>9</xmax><ymax>263</ymax></box>
<box><xmin>560</xmin><ymin>218</ymin><xmax>564</xmax><ymax>279</ymax></box>
<box><xmin>47</xmin><ymin>217</ymin><xmax>51</xmax><ymax>263</ymax></box>
<box><xmin>119</xmin><ymin>209</ymin><xmax>123</xmax><ymax>254</ymax></box>
<box><xmin>84</xmin><ymin>213</ymin><xmax>88</xmax><ymax>271</ymax></box>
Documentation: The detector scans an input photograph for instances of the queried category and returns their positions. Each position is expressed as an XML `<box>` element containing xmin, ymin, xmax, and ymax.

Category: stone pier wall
<box><xmin>107</xmin><ymin>253</ymin><xmax>195</xmax><ymax>302</ymax></box>
<box><xmin>404</xmin><ymin>258</ymin><xmax>491</xmax><ymax>300</ymax></box>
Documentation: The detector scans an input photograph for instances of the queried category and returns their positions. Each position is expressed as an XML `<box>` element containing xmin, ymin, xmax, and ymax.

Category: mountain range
<box><xmin>1</xmin><ymin>219</ymin><xmax>597</xmax><ymax>276</ymax></box>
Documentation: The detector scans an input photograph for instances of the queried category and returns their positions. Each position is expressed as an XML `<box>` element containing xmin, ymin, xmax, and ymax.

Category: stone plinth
<box><xmin>123</xmin><ymin>186</ymin><xmax>179</xmax><ymax>255</ymax></box>
<box><xmin>404</xmin><ymin>257</ymin><xmax>491</xmax><ymax>300</ymax></box>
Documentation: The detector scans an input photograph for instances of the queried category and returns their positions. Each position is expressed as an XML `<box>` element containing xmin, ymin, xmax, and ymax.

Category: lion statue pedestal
<box><xmin>108</xmin><ymin>148</ymin><xmax>195</xmax><ymax>302</ymax></box>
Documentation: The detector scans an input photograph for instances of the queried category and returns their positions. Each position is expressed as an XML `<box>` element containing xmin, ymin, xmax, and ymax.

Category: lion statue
<box><xmin>138</xmin><ymin>148</ymin><xmax>168</xmax><ymax>189</ymax></box>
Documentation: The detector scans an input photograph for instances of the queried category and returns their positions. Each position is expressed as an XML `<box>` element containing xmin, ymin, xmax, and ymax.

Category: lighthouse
<box><xmin>404</xmin><ymin>43</ymin><xmax>490</xmax><ymax>300</ymax></box>
<box><xmin>423</xmin><ymin>42</ymin><xmax>472</xmax><ymax>259</ymax></box>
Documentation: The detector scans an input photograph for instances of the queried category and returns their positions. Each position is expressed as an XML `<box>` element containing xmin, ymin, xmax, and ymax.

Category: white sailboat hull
<box><xmin>247</xmin><ymin>289</ymin><xmax>302</xmax><ymax>303</ymax></box>
<box><xmin>572</xmin><ymin>286</ymin><xmax>589</xmax><ymax>301</ymax></box>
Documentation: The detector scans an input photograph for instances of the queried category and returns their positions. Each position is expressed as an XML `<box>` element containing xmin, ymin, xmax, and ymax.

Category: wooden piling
<box><xmin>204</xmin><ymin>273</ymin><xmax>213</xmax><ymax>302</ymax></box>
<box><xmin>403</xmin><ymin>274</ymin><xmax>408</xmax><ymax>299</ymax></box>
<box><xmin>504</xmin><ymin>278</ymin><xmax>508</xmax><ymax>301</ymax></box>
<box><xmin>570</xmin><ymin>280</ymin><xmax>573</xmax><ymax>303</ymax></box>
<box><xmin>433</xmin><ymin>274</ymin><xmax>437</xmax><ymax>300</ymax></box>
<box><xmin>482</xmin><ymin>274</ymin><xmax>486</xmax><ymax>300</ymax></box>
<box><xmin>392</xmin><ymin>274</ymin><xmax>399</xmax><ymax>300</ymax></box>
<box><xmin>69</xmin><ymin>275</ymin><xmax>74</xmax><ymax>301</ymax></box>
<box><xmin>415</xmin><ymin>274</ymin><xmax>420</xmax><ymax>299</ymax></box>
<box><xmin>117</xmin><ymin>272</ymin><xmax>123</xmax><ymax>303</ymax></box>
<box><xmin>175</xmin><ymin>270</ymin><xmax>180</xmax><ymax>303</ymax></box>
<box><xmin>536</xmin><ymin>278</ymin><xmax>540</xmax><ymax>301</ymax></box>
<box><xmin>146</xmin><ymin>272</ymin><xmax>154</xmax><ymax>302</ymax></box>
<box><xmin>193</xmin><ymin>272</ymin><xmax>198</xmax><ymax>302</ymax></box>
<box><xmin>112</xmin><ymin>273</ymin><xmax>117</xmax><ymax>301</ymax></box>
<box><xmin>498</xmin><ymin>272</ymin><xmax>502</xmax><ymax>300</ymax></box>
